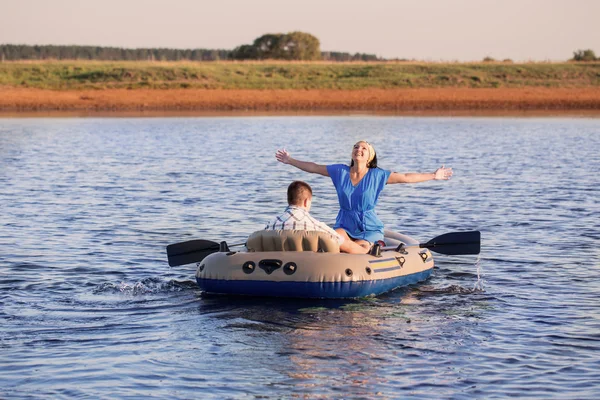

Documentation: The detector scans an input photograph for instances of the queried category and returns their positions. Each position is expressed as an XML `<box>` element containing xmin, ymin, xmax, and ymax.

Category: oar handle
<box><xmin>381</xmin><ymin>243</ymin><xmax>417</xmax><ymax>251</ymax></box>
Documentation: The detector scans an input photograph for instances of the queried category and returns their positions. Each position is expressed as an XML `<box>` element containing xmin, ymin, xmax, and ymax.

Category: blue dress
<box><xmin>327</xmin><ymin>164</ymin><xmax>391</xmax><ymax>243</ymax></box>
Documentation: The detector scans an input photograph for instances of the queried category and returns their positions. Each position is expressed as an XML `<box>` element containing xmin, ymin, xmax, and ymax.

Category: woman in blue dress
<box><xmin>275</xmin><ymin>141</ymin><xmax>453</xmax><ymax>251</ymax></box>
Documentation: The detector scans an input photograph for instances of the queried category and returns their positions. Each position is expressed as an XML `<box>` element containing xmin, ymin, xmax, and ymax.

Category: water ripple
<box><xmin>1</xmin><ymin>116</ymin><xmax>599</xmax><ymax>398</ymax></box>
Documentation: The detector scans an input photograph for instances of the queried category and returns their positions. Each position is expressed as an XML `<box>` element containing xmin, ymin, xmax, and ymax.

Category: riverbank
<box><xmin>1</xmin><ymin>61</ymin><xmax>599</xmax><ymax>113</ymax></box>
<box><xmin>1</xmin><ymin>87</ymin><xmax>599</xmax><ymax>113</ymax></box>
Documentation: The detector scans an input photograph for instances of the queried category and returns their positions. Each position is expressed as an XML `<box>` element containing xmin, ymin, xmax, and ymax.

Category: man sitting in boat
<box><xmin>264</xmin><ymin>181</ymin><xmax>373</xmax><ymax>255</ymax></box>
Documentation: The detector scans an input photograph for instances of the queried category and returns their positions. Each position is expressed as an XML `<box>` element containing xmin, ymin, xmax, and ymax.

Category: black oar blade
<box><xmin>421</xmin><ymin>231</ymin><xmax>481</xmax><ymax>255</ymax></box>
<box><xmin>166</xmin><ymin>239</ymin><xmax>220</xmax><ymax>267</ymax></box>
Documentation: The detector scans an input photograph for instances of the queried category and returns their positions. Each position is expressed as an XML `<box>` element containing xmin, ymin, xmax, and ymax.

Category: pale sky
<box><xmin>0</xmin><ymin>0</ymin><xmax>598</xmax><ymax>61</ymax></box>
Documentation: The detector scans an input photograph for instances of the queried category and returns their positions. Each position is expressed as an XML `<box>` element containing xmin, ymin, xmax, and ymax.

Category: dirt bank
<box><xmin>1</xmin><ymin>87</ymin><xmax>599</xmax><ymax>112</ymax></box>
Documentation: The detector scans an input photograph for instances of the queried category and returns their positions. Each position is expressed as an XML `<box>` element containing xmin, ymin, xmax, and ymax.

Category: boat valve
<box><xmin>283</xmin><ymin>262</ymin><xmax>297</xmax><ymax>275</ymax></box>
<box><xmin>242</xmin><ymin>261</ymin><xmax>256</xmax><ymax>274</ymax></box>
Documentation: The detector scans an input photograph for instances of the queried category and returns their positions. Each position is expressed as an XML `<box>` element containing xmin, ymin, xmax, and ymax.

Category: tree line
<box><xmin>2</xmin><ymin>34</ymin><xmax>595</xmax><ymax>63</ymax></box>
<box><xmin>0</xmin><ymin>44</ymin><xmax>231</xmax><ymax>62</ymax></box>
<box><xmin>0</xmin><ymin>32</ymin><xmax>380</xmax><ymax>62</ymax></box>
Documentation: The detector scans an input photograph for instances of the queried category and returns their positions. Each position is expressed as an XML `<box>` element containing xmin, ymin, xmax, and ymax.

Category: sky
<box><xmin>0</xmin><ymin>0</ymin><xmax>599</xmax><ymax>61</ymax></box>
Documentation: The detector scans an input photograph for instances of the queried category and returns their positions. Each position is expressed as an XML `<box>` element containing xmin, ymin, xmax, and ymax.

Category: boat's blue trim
<box><xmin>374</xmin><ymin>266</ymin><xmax>402</xmax><ymax>273</ymax></box>
<box><xmin>196</xmin><ymin>269</ymin><xmax>432</xmax><ymax>299</ymax></box>
<box><xmin>368</xmin><ymin>258</ymin><xmax>397</xmax><ymax>264</ymax></box>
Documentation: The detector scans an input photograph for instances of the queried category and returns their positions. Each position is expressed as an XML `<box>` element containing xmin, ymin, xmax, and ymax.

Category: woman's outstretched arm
<box><xmin>387</xmin><ymin>166</ymin><xmax>453</xmax><ymax>184</ymax></box>
<box><xmin>276</xmin><ymin>149</ymin><xmax>329</xmax><ymax>177</ymax></box>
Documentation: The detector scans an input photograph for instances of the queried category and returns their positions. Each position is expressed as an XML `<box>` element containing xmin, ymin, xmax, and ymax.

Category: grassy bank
<box><xmin>1</xmin><ymin>60</ymin><xmax>600</xmax><ymax>90</ymax></box>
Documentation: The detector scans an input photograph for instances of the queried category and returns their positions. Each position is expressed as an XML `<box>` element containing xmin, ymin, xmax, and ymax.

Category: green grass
<box><xmin>1</xmin><ymin>60</ymin><xmax>599</xmax><ymax>90</ymax></box>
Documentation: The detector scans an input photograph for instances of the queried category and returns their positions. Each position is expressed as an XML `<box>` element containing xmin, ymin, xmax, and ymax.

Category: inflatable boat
<box><xmin>166</xmin><ymin>229</ymin><xmax>480</xmax><ymax>299</ymax></box>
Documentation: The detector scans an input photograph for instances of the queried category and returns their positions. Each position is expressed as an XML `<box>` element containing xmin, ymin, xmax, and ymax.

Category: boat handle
<box><xmin>259</xmin><ymin>259</ymin><xmax>283</xmax><ymax>274</ymax></box>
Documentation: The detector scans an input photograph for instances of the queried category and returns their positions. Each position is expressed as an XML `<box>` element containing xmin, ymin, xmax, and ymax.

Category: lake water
<box><xmin>1</xmin><ymin>116</ymin><xmax>599</xmax><ymax>399</ymax></box>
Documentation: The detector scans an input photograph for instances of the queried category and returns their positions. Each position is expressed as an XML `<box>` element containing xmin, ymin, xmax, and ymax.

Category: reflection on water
<box><xmin>1</xmin><ymin>116</ymin><xmax>599</xmax><ymax>398</ymax></box>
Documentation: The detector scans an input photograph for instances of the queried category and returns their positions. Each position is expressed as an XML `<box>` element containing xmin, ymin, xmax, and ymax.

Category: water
<box><xmin>1</xmin><ymin>116</ymin><xmax>599</xmax><ymax>399</ymax></box>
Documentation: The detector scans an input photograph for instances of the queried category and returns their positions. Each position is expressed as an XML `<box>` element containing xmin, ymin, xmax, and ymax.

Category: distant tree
<box><xmin>231</xmin><ymin>32</ymin><xmax>321</xmax><ymax>61</ymax></box>
<box><xmin>483</xmin><ymin>56</ymin><xmax>496</xmax><ymax>62</ymax></box>
<box><xmin>572</xmin><ymin>49</ymin><xmax>597</xmax><ymax>61</ymax></box>
<box><xmin>278</xmin><ymin>32</ymin><xmax>321</xmax><ymax>60</ymax></box>
<box><xmin>231</xmin><ymin>44</ymin><xmax>260</xmax><ymax>60</ymax></box>
<box><xmin>252</xmin><ymin>34</ymin><xmax>283</xmax><ymax>59</ymax></box>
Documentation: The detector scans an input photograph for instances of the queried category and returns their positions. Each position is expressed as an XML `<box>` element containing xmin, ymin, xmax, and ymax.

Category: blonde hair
<box><xmin>356</xmin><ymin>140</ymin><xmax>376</xmax><ymax>164</ymax></box>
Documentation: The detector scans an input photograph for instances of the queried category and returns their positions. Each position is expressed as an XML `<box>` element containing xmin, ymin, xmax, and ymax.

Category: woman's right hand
<box><xmin>275</xmin><ymin>149</ymin><xmax>329</xmax><ymax>176</ymax></box>
<box><xmin>275</xmin><ymin>149</ymin><xmax>291</xmax><ymax>164</ymax></box>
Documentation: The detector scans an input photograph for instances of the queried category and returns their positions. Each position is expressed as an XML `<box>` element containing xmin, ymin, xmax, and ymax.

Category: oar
<box><xmin>166</xmin><ymin>239</ymin><xmax>245</xmax><ymax>267</ymax></box>
<box><xmin>383</xmin><ymin>231</ymin><xmax>480</xmax><ymax>255</ymax></box>
<box><xmin>167</xmin><ymin>230</ymin><xmax>480</xmax><ymax>266</ymax></box>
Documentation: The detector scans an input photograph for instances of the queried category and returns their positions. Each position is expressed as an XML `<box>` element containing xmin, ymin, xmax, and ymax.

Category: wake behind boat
<box><xmin>166</xmin><ymin>229</ymin><xmax>480</xmax><ymax>299</ymax></box>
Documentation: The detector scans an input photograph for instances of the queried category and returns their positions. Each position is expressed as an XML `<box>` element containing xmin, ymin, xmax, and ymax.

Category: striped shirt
<box><xmin>265</xmin><ymin>206</ymin><xmax>344</xmax><ymax>244</ymax></box>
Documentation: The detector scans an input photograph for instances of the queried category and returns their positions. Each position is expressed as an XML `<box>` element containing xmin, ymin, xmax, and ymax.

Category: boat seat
<box><xmin>246</xmin><ymin>230</ymin><xmax>340</xmax><ymax>253</ymax></box>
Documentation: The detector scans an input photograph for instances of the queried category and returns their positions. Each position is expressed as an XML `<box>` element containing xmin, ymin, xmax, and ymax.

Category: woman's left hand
<box><xmin>434</xmin><ymin>165</ymin><xmax>453</xmax><ymax>180</ymax></box>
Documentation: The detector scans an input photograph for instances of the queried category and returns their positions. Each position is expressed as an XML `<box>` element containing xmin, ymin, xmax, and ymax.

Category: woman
<box><xmin>275</xmin><ymin>141</ymin><xmax>453</xmax><ymax>250</ymax></box>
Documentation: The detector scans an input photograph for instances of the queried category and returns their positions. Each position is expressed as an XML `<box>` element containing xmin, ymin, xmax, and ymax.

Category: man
<box><xmin>265</xmin><ymin>181</ymin><xmax>374</xmax><ymax>255</ymax></box>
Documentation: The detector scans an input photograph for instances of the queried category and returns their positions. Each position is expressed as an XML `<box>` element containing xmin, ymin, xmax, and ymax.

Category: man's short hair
<box><xmin>287</xmin><ymin>181</ymin><xmax>313</xmax><ymax>205</ymax></box>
